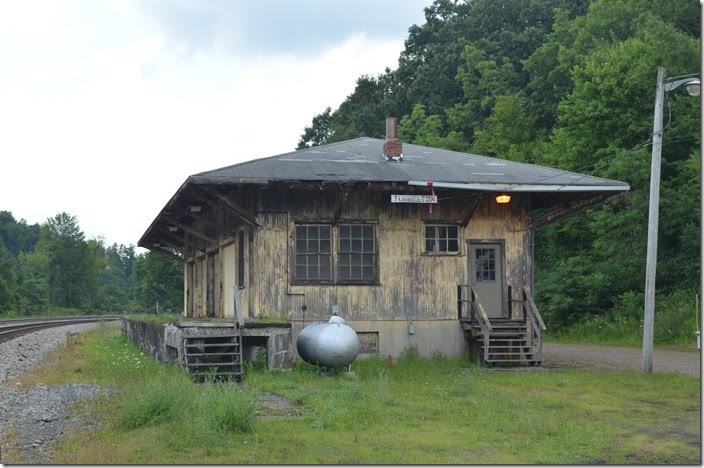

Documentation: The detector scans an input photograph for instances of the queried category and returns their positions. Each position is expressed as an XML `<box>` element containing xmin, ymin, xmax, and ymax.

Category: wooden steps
<box><xmin>461</xmin><ymin>317</ymin><xmax>542</xmax><ymax>367</ymax></box>
<box><xmin>183</xmin><ymin>333</ymin><xmax>243</xmax><ymax>382</ymax></box>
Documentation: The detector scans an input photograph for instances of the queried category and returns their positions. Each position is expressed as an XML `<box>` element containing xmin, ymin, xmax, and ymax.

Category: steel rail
<box><xmin>0</xmin><ymin>316</ymin><xmax>122</xmax><ymax>343</ymax></box>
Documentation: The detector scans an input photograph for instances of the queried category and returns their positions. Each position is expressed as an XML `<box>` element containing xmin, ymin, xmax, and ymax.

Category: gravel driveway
<box><xmin>543</xmin><ymin>343</ymin><xmax>701</xmax><ymax>377</ymax></box>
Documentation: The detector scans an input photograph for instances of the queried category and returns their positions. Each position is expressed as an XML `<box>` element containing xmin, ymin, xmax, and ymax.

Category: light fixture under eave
<box><xmin>189</xmin><ymin>205</ymin><xmax>202</xmax><ymax>212</ymax></box>
<box><xmin>168</xmin><ymin>226</ymin><xmax>178</xmax><ymax>232</ymax></box>
<box><xmin>495</xmin><ymin>193</ymin><xmax>511</xmax><ymax>204</ymax></box>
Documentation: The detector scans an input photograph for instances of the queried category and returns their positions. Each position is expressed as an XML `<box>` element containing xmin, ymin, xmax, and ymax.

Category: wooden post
<box><xmin>642</xmin><ymin>66</ymin><xmax>666</xmax><ymax>374</ymax></box>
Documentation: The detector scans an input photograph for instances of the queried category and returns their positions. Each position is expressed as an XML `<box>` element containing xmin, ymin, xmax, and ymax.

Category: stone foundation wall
<box><xmin>122</xmin><ymin>319</ymin><xmax>293</xmax><ymax>370</ymax></box>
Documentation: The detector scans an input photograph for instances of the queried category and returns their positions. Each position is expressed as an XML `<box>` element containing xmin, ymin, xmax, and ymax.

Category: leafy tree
<box><xmin>534</xmin><ymin>1</ymin><xmax>698</xmax><ymax>325</ymax></box>
<box><xmin>0</xmin><ymin>238</ymin><xmax>17</xmax><ymax>311</ymax></box>
<box><xmin>132</xmin><ymin>251</ymin><xmax>183</xmax><ymax>313</ymax></box>
<box><xmin>297</xmin><ymin>107</ymin><xmax>334</xmax><ymax>149</ymax></box>
<box><xmin>0</xmin><ymin>211</ymin><xmax>40</xmax><ymax>257</ymax></box>
<box><xmin>472</xmin><ymin>94</ymin><xmax>538</xmax><ymax>162</ymax></box>
<box><xmin>41</xmin><ymin>212</ymin><xmax>96</xmax><ymax>309</ymax></box>
<box><xmin>15</xmin><ymin>250</ymin><xmax>49</xmax><ymax>314</ymax></box>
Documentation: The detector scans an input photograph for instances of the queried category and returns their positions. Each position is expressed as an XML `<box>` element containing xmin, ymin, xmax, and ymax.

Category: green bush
<box><xmin>654</xmin><ymin>289</ymin><xmax>698</xmax><ymax>345</ymax></box>
<box><xmin>551</xmin><ymin>289</ymin><xmax>698</xmax><ymax>347</ymax></box>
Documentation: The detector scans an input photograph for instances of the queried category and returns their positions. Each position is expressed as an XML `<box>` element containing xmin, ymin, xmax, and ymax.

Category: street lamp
<box><xmin>642</xmin><ymin>67</ymin><xmax>700</xmax><ymax>374</ymax></box>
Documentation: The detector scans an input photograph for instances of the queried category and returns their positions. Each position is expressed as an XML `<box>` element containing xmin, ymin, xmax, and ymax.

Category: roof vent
<box><xmin>383</xmin><ymin>117</ymin><xmax>403</xmax><ymax>161</ymax></box>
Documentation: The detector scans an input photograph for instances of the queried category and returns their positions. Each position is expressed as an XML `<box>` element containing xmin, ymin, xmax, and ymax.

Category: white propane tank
<box><xmin>296</xmin><ymin>315</ymin><xmax>361</xmax><ymax>367</ymax></box>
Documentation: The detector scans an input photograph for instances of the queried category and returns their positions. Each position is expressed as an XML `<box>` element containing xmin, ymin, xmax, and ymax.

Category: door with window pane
<box><xmin>468</xmin><ymin>243</ymin><xmax>504</xmax><ymax>318</ymax></box>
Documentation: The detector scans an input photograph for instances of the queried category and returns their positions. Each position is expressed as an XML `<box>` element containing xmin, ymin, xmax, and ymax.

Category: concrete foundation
<box><xmin>122</xmin><ymin>319</ymin><xmax>293</xmax><ymax>370</ymax></box>
<box><xmin>291</xmin><ymin>319</ymin><xmax>467</xmax><ymax>360</ymax></box>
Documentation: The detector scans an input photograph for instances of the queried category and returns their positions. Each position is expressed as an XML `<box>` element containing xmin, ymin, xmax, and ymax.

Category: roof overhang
<box><xmin>408</xmin><ymin>180</ymin><xmax>630</xmax><ymax>192</ymax></box>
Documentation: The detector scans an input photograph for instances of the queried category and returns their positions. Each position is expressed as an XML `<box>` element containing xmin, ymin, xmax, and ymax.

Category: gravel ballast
<box><xmin>0</xmin><ymin>323</ymin><xmax>108</xmax><ymax>464</ymax></box>
<box><xmin>0</xmin><ymin>323</ymin><xmax>99</xmax><ymax>385</ymax></box>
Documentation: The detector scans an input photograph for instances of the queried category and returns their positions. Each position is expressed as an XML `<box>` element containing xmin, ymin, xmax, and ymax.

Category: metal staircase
<box><xmin>182</xmin><ymin>288</ymin><xmax>246</xmax><ymax>382</ymax></box>
<box><xmin>183</xmin><ymin>333</ymin><xmax>243</xmax><ymax>382</ymax></box>
<box><xmin>458</xmin><ymin>285</ymin><xmax>545</xmax><ymax>366</ymax></box>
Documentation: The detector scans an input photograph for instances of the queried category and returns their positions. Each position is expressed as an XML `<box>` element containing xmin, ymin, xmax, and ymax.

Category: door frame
<box><xmin>467</xmin><ymin>239</ymin><xmax>507</xmax><ymax>318</ymax></box>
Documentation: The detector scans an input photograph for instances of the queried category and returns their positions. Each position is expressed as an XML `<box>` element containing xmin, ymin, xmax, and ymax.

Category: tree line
<box><xmin>298</xmin><ymin>0</ymin><xmax>700</xmax><ymax>333</ymax></box>
<box><xmin>0</xmin><ymin>211</ymin><xmax>182</xmax><ymax>317</ymax></box>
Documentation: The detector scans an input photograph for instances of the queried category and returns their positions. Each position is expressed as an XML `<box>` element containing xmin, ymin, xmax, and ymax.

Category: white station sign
<box><xmin>391</xmin><ymin>194</ymin><xmax>437</xmax><ymax>204</ymax></box>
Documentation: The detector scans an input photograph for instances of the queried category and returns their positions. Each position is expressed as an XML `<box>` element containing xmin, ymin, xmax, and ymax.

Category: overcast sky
<box><xmin>0</xmin><ymin>0</ymin><xmax>429</xmax><ymax>248</ymax></box>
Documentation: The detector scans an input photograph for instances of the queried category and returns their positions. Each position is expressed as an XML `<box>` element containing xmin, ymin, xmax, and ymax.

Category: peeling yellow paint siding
<box><xmin>183</xmin><ymin>188</ymin><xmax>532</xmax><ymax>322</ymax></box>
<box><xmin>249</xmin><ymin>189</ymin><xmax>529</xmax><ymax>322</ymax></box>
<box><xmin>254</xmin><ymin>213</ymin><xmax>290</xmax><ymax>318</ymax></box>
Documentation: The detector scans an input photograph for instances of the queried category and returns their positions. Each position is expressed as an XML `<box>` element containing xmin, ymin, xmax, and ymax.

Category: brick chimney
<box><xmin>383</xmin><ymin>117</ymin><xmax>403</xmax><ymax>161</ymax></box>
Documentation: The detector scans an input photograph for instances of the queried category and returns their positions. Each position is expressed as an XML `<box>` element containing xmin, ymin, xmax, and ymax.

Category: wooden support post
<box><xmin>153</xmin><ymin>237</ymin><xmax>186</xmax><ymax>255</ymax></box>
<box><xmin>195</xmin><ymin>186</ymin><xmax>261</xmax><ymax>227</ymax></box>
<box><xmin>529</xmin><ymin>193</ymin><xmax>614</xmax><ymax>230</ymax></box>
<box><xmin>163</xmin><ymin>217</ymin><xmax>217</xmax><ymax>244</ymax></box>
<box><xmin>158</xmin><ymin>229</ymin><xmax>205</xmax><ymax>252</ymax></box>
<box><xmin>154</xmin><ymin>246</ymin><xmax>184</xmax><ymax>261</ymax></box>
<box><xmin>184</xmin><ymin>210</ymin><xmax>220</xmax><ymax>233</ymax></box>
<box><xmin>333</xmin><ymin>188</ymin><xmax>350</xmax><ymax>225</ymax></box>
<box><xmin>461</xmin><ymin>195</ymin><xmax>483</xmax><ymax>228</ymax></box>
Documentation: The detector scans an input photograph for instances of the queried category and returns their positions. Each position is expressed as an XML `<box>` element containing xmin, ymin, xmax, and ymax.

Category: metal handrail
<box><xmin>523</xmin><ymin>287</ymin><xmax>545</xmax><ymax>362</ymax></box>
<box><xmin>472</xmin><ymin>293</ymin><xmax>493</xmax><ymax>333</ymax></box>
<box><xmin>469</xmin><ymin>287</ymin><xmax>493</xmax><ymax>363</ymax></box>
<box><xmin>523</xmin><ymin>287</ymin><xmax>546</xmax><ymax>331</ymax></box>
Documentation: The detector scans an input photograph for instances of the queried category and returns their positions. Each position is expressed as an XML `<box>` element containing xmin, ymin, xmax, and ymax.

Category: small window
<box><xmin>425</xmin><ymin>225</ymin><xmax>459</xmax><ymax>253</ymax></box>
<box><xmin>475</xmin><ymin>248</ymin><xmax>496</xmax><ymax>282</ymax></box>
<box><xmin>338</xmin><ymin>224</ymin><xmax>376</xmax><ymax>283</ymax></box>
<box><xmin>295</xmin><ymin>225</ymin><xmax>332</xmax><ymax>282</ymax></box>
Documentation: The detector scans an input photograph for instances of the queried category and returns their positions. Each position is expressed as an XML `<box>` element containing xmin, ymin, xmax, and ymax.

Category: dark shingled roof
<box><xmin>189</xmin><ymin>137</ymin><xmax>629</xmax><ymax>191</ymax></box>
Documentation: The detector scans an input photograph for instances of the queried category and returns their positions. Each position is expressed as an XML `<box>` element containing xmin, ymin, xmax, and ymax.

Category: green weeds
<box><xmin>31</xmin><ymin>328</ymin><xmax>701</xmax><ymax>464</ymax></box>
<box><xmin>549</xmin><ymin>289</ymin><xmax>699</xmax><ymax>348</ymax></box>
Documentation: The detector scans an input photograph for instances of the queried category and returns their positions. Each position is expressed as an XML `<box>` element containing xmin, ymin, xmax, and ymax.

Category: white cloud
<box><xmin>0</xmin><ymin>1</ymin><xmax>405</xmax><ymax>248</ymax></box>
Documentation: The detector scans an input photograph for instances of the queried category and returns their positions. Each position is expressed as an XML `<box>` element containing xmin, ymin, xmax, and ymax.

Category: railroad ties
<box><xmin>183</xmin><ymin>333</ymin><xmax>243</xmax><ymax>382</ymax></box>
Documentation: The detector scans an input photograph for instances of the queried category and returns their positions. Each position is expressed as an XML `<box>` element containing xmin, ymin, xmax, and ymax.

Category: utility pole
<box><xmin>642</xmin><ymin>66</ymin><xmax>666</xmax><ymax>373</ymax></box>
<box><xmin>700</xmin><ymin>1</ymin><xmax>703</xmax><ymax>356</ymax></box>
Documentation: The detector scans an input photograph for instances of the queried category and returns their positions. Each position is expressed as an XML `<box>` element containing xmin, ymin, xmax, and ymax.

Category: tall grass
<box><xmin>550</xmin><ymin>289</ymin><xmax>699</xmax><ymax>348</ymax></box>
<box><xmin>119</xmin><ymin>371</ymin><xmax>193</xmax><ymax>428</ymax></box>
<box><xmin>195</xmin><ymin>383</ymin><xmax>256</xmax><ymax>433</ymax></box>
<box><xmin>118</xmin><ymin>373</ymin><xmax>256</xmax><ymax>434</ymax></box>
<box><xmin>41</xmin><ymin>328</ymin><xmax>700</xmax><ymax>464</ymax></box>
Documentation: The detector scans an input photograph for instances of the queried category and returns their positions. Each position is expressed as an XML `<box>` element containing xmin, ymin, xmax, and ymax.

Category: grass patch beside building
<box><xmin>11</xmin><ymin>326</ymin><xmax>700</xmax><ymax>464</ymax></box>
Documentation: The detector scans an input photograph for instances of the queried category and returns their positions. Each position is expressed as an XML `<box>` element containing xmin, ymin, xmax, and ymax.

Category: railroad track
<box><xmin>0</xmin><ymin>316</ymin><xmax>122</xmax><ymax>343</ymax></box>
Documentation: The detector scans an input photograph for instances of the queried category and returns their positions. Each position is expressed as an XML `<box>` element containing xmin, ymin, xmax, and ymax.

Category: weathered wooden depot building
<box><xmin>138</xmin><ymin>119</ymin><xmax>629</xmax><ymax>366</ymax></box>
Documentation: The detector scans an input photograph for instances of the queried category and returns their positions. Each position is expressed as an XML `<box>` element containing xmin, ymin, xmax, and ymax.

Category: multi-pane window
<box><xmin>338</xmin><ymin>224</ymin><xmax>376</xmax><ymax>282</ymax></box>
<box><xmin>295</xmin><ymin>225</ymin><xmax>331</xmax><ymax>281</ymax></box>
<box><xmin>425</xmin><ymin>225</ymin><xmax>459</xmax><ymax>253</ymax></box>
<box><xmin>475</xmin><ymin>248</ymin><xmax>496</xmax><ymax>282</ymax></box>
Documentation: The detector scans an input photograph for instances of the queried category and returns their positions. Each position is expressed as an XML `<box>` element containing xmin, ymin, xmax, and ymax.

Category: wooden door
<box><xmin>469</xmin><ymin>242</ymin><xmax>505</xmax><ymax>318</ymax></box>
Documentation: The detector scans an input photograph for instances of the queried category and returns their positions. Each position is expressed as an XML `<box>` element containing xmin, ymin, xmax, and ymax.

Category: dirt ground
<box><xmin>543</xmin><ymin>343</ymin><xmax>700</xmax><ymax>377</ymax></box>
